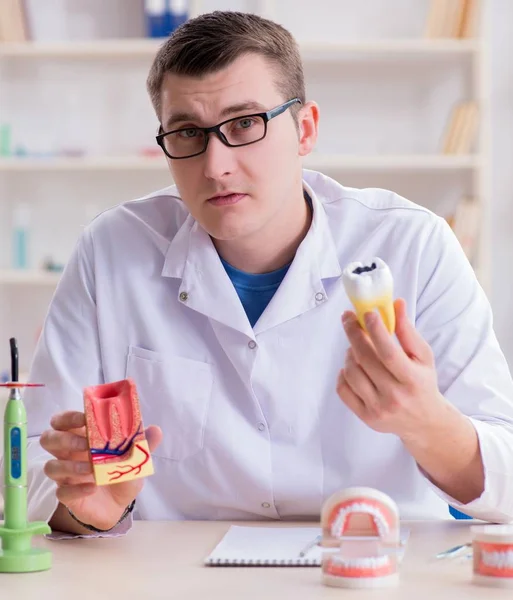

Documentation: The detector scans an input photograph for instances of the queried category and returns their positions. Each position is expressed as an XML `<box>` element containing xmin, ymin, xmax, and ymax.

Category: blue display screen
<box><xmin>10</xmin><ymin>427</ymin><xmax>21</xmax><ymax>479</ymax></box>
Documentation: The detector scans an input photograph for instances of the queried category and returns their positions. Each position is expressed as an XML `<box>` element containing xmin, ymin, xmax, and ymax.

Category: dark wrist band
<box><xmin>67</xmin><ymin>499</ymin><xmax>136</xmax><ymax>533</ymax></box>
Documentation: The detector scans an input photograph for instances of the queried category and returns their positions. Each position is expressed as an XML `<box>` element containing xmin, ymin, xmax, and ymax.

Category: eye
<box><xmin>235</xmin><ymin>118</ymin><xmax>256</xmax><ymax>129</ymax></box>
<box><xmin>177</xmin><ymin>128</ymin><xmax>199</xmax><ymax>139</ymax></box>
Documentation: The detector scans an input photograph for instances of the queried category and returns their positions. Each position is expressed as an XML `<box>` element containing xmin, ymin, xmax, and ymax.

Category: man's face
<box><xmin>159</xmin><ymin>53</ymin><xmax>316</xmax><ymax>242</ymax></box>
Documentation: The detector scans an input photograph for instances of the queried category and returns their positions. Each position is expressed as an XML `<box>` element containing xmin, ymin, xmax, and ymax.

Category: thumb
<box><xmin>394</xmin><ymin>298</ymin><xmax>432</xmax><ymax>363</ymax></box>
<box><xmin>144</xmin><ymin>425</ymin><xmax>163</xmax><ymax>453</ymax></box>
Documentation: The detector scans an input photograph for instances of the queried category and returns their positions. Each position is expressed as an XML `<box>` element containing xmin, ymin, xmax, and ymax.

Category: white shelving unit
<box><xmin>0</xmin><ymin>269</ymin><xmax>61</xmax><ymax>285</ymax></box>
<box><xmin>0</xmin><ymin>37</ymin><xmax>479</xmax><ymax>59</ymax></box>
<box><xmin>0</xmin><ymin>0</ymin><xmax>491</xmax><ymax>369</ymax></box>
<box><xmin>0</xmin><ymin>153</ymin><xmax>481</xmax><ymax>172</ymax></box>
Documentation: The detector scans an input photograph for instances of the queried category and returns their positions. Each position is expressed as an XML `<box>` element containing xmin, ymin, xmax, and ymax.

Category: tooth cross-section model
<box><xmin>84</xmin><ymin>378</ymin><xmax>154</xmax><ymax>486</ymax></box>
<box><xmin>342</xmin><ymin>258</ymin><xmax>395</xmax><ymax>334</ymax></box>
<box><xmin>320</xmin><ymin>487</ymin><xmax>401</xmax><ymax>588</ymax></box>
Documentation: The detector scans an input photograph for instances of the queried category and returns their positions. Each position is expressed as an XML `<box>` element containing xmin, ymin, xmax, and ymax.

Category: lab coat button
<box><xmin>257</xmin><ymin>422</ymin><xmax>265</xmax><ymax>431</ymax></box>
<box><xmin>315</xmin><ymin>292</ymin><xmax>325</xmax><ymax>302</ymax></box>
<box><xmin>261</xmin><ymin>502</ymin><xmax>271</xmax><ymax>509</ymax></box>
<box><xmin>248</xmin><ymin>340</ymin><xmax>257</xmax><ymax>349</ymax></box>
<box><xmin>179</xmin><ymin>291</ymin><xmax>189</xmax><ymax>302</ymax></box>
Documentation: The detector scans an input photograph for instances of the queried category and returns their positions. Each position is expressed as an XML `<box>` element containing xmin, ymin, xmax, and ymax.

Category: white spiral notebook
<box><xmin>204</xmin><ymin>525</ymin><xmax>323</xmax><ymax>566</ymax></box>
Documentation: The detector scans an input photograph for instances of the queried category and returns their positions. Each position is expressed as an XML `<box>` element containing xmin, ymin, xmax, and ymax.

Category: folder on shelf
<box><xmin>0</xmin><ymin>0</ymin><xmax>29</xmax><ymax>43</ymax></box>
<box><xmin>424</xmin><ymin>0</ymin><xmax>448</xmax><ymax>38</ymax></box>
<box><xmin>442</xmin><ymin>101</ymin><xmax>479</xmax><ymax>154</ymax></box>
<box><xmin>459</xmin><ymin>0</ymin><xmax>480</xmax><ymax>38</ymax></box>
<box><xmin>450</xmin><ymin>0</ymin><xmax>470</xmax><ymax>37</ymax></box>
<box><xmin>449</xmin><ymin>196</ymin><xmax>481</xmax><ymax>262</ymax></box>
<box><xmin>424</xmin><ymin>0</ymin><xmax>479</xmax><ymax>39</ymax></box>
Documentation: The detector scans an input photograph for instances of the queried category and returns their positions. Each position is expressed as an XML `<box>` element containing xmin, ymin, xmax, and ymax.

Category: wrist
<box><xmin>67</xmin><ymin>500</ymin><xmax>136</xmax><ymax>533</ymax></box>
<box><xmin>399</xmin><ymin>392</ymin><xmax>454</xmax><ymax>449</ymax></box>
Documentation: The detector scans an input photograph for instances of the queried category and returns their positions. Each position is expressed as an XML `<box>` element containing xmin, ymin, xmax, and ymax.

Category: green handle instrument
<box><xmin>0</xmin><ymin>337</ymin><xmax>51</xmax><ymax>572</ymax></box>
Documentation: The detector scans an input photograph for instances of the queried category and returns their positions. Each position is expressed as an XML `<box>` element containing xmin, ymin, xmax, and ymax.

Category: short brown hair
<box><xmin>146</xmin><ymin>10</ymin><xmax>305</xmax><ymax>123</ymax></box>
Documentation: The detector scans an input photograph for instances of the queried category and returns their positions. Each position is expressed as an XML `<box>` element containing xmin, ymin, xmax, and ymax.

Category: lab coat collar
<box><xmin>161</xmin><ymin>173</ymin><xmax>342</xmax><ymax>336</ymax></box>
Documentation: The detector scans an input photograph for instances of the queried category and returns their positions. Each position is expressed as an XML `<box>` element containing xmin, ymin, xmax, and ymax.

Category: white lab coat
<box><xmin>14</xmin><ymin>169</ymin><xmax>513</xmax><ymax>527</ymax></box>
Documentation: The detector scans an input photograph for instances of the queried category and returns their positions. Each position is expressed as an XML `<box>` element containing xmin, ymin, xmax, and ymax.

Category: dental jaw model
<box><xmin>84</xmin><ymin>378</ymin><xmax>154</xmax><ymax>486</ymax></box>
<box><xmin>471</xmin><ymin>525</ymin><xmax>513</xmax><ymax>587</ymax></box>
<box><xmin>342</xmin><ymin>258</ymin><xmax>395</xmax><ymax>334</ymax></box>
<box><xmin>320</xmin><ymin>487</ymin><xmax>401</xmax><ymax>588</ymax></box>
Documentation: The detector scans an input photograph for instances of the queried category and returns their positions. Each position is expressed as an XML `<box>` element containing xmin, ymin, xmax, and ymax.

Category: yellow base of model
<box><xmin>349</xmin><ymin>294</ymin><xmax>396</xmax><ymax>334</ymax></box>
<box><xmin>93</xmin><ymin>439</ymin><xmax>154</xmax><ymax>486</ymax></box>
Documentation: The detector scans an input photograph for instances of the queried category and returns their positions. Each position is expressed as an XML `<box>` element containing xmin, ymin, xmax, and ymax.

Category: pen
<box><xmin>298</xmin><ymin>534</ymin><xmax>322</xmax><ymax>557</ymax></box>
<box><xmin>435</xmin><ymin>542</ymin><xmax>471</xmax><ymax>559</ymax></box>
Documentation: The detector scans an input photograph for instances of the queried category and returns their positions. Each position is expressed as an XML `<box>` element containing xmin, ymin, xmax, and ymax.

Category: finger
<box><xmin>145</xmin><ymin>425</ymin><xmax>163</xmax><ymax>453</ymax></box>
<box><xmin>50</xmin><ymin>411</ymin><xmax>86</xmax><ymax>432</ymax></box>
<box><xmin>394</xmin><ymin>298</ymin><xmax>433</xmax><ymax>364</ymax></box>
<box><xmin>342</xmin><ymin>312</ymin><xmax>398</xmax><ymax>385</ymax></box>
<box><xmin>44</xmin><ymin>459</ymin><xmax>94</xmax><ymax>485</ymax></box>
<box><xmin>362</xmin><ymin>309</ymin><xmax>411</xmax><ymax>383</ymax></box>
<box><xmin>344</xmin><ymin>349</ymin><xmax>380</xmax><ymax>410</ymax></box>
<box><xmin>56</xmin><ymin>483</ymin><xmax>97</xmax><ymax>505</ymax></box>
<box><xmin>40</xmin><ymin>429</ymin><xmax>89</xmax><ymax>459</ymax></box>
<box><xmin>336</xmin><ymin>369</ymin><xmax>367</xmax><ymax>421</ymax></box>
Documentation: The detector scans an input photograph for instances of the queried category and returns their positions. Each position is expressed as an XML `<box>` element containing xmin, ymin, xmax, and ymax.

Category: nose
<box><xmin>202</xmin><ymin>133</ymin><xmax>236</xmax><ymax>181</ymax></box>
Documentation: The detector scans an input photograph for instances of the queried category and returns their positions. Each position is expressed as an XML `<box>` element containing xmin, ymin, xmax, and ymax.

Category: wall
<box><xmin>0</xmin><ymin>0</ymin><xmax>511</xmax><ymax>373</ymax></box>
<box><xmin>489</xmin><ymin>0</ymin><xmax>513</xmax><ymax>360</ymax></box>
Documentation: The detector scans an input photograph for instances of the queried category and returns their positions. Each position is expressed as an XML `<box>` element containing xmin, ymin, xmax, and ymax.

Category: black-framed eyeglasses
<box><xmin>156</xmin><ymin>97</ymin><xmax>302</xmax><ymax>160</ymax></box>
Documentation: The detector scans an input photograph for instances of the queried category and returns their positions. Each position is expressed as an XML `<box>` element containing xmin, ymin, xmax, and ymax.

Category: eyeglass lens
<box><xmin>162</xmin><ymin>115</ymin><xmax>266</xmax><ymax>158</ymax></box>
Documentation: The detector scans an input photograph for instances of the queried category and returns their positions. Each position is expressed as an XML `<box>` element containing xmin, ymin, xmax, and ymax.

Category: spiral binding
<box><xmin>205</xmin><ymin>556</ymin><xmax>321</xmax><ymax>566</ymax></box>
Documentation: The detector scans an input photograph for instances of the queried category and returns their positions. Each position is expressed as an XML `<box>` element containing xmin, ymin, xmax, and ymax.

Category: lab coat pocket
<box><xmin>126</xmin><ymin>346</ymin><xmax>213</xmax><ymax>461</ymax></box>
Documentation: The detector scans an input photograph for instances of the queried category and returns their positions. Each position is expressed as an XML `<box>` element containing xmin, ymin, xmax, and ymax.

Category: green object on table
<box><xmin>0</xmin><ymin>338</ymin><xmax>52</xmax><ymax>572</ymax></box>
<box><xmin>0</xmin><ymin>124</ymin><xmax>11</xmax><ymax>157</ymax></box>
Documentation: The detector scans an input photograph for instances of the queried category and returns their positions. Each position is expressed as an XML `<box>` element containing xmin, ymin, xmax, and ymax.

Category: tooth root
<box><xmin>377</xmin><ymin>301</ymin><xmax>396</xmax><ymax>334</ymax></box>
<box><xmin>352</xmin><ymin>297</ymin><xmax>395</xmax><ymax>334</ymax></box>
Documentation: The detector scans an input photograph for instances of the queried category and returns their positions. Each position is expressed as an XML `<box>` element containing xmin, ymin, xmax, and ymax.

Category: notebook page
<box><xmin>205</xmin><ymin>526</ymin><xmax>323</xmax><ymax>565</ymax></box>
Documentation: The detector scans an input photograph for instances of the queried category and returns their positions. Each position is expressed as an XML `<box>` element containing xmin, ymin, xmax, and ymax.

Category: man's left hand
<box><xmin>337</xmin><ymin>297</ymin><xmax>447</xmax><ymax>440</ymax></box>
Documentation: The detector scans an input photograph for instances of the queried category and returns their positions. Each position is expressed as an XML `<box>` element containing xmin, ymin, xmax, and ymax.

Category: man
<box><xmin>10</xmin><ymin>10</ymin><xmax>513</xmax><ymax>537</ymax></box>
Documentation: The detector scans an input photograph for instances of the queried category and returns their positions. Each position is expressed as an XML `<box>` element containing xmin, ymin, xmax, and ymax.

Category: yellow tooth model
<box><xmin>342</xmin><ymin>258</ymin><xmax>395</xmax><ymax>334</ymax></box>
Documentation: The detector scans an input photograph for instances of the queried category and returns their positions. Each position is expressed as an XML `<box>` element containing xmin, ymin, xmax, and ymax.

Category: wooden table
<box><xmin>0</xmin><ymin>519</ymin><xmax>510</xmax><ymax>598</ymax></box>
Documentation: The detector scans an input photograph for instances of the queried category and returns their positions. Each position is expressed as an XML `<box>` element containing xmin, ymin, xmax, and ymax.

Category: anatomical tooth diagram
<box><xmin>84</xmin><ymin>378</ymin><xmax>154</xmax><ymax>486</ymax></box>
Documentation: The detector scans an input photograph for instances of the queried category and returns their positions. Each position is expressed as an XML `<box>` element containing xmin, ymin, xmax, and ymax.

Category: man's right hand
<box><xmin>40</xmin><ymin>410</ymin><xmax>162</xmax><ymax>532</ymax></box>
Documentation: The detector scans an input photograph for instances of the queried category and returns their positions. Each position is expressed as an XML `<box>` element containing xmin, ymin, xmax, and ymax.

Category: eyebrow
<box><xmin>164</xmin><ymin>101</ymin><xmax>268</xmax><ymax>131</ymax></box>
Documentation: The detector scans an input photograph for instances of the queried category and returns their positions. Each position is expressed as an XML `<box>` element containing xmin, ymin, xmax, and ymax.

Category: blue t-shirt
<box><xmin>220</xmin><ymin>192</ymin><xmax>312</xmax><ymax>327</ymax></box>
<box><xmin>220</xmin><ymin>257</ymin><xmax>290</xmax><ymax>327</ymax></box>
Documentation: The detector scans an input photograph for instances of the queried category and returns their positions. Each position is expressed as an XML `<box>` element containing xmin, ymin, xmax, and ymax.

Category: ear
<box><xmin>297</xmin><ymin>101</ymin><xmax>319</xmax><ymax>157</ymax></box>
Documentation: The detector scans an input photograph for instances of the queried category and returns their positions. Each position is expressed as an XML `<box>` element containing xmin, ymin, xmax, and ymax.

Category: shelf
<box><xmin>0</xmin><ymin>154</ymin><xmax>481</xmax><ymax>172</ymax></box>
<box><xmin>0</xmin><ymin>38</ymin><xmax>479</xmax><ymax>60</ymax></box>
<box><xmin>0</xmin><ymin>156</ymin><xmax>168</xmax><ymax>171</ymax></box>
<box><xmin>306</xmin><ymin>154</ymin><xmax>481</xmax><ymax>171</ymax></box>
<box><xmin>0</xmin><ymin>38</ymin><xmax>166</xmax><ymax>58</ymax></box>
<box><xmin>300</xmin><ymin>38</ymin><xmax>478</xmax><ymax>60</ymax></box>
<box><xmin>0</xmin><ymin>270</ymin><xmax>61</xmax><ymax>285</ymax></box>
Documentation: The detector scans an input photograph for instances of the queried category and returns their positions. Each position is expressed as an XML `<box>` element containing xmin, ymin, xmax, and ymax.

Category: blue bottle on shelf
<box><xmin>168</xmin><ymin>0</ymin><xmax>188</xmax><ymax>32</ymax></box>
<box><xmin>144</xmin><ymin>0</ymin><xmax>171</xmax><ymax>38</ymax></box>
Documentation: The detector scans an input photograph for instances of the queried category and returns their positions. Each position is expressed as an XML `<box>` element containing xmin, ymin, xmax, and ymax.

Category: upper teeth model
<box><xmin>472</xmin><ymin>524</ymin><xmax>513</xmax><ymax>587</ymax></box>
<box><xmin>320</xmin><ymin>487</ymin><xmax>401</xmax><ymax>589</ymax></box>
<box><xmin>342</xmin><ymin>257</ymin><xmax>395</xmax><ymax>334</ymax></box>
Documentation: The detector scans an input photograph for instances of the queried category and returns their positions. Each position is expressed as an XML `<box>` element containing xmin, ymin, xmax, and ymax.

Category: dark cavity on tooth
<box><xmin>352</xmin><ymin>262</ymin><xmax>377</xmax><ymax>275</ymax></box>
